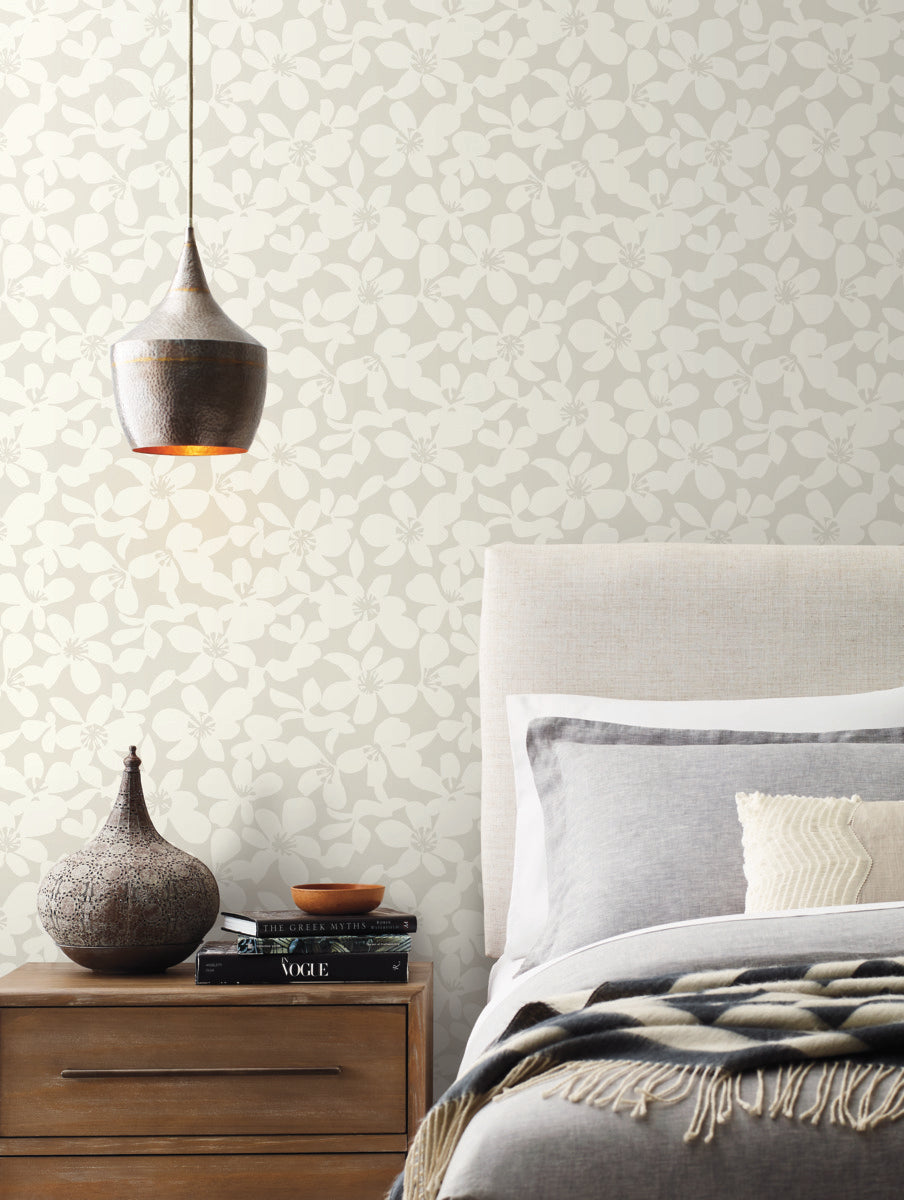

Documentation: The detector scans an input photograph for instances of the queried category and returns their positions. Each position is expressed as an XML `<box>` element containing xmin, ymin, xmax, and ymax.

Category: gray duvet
<box><xmin>439</xmin><ymin>905</ymin><xmax>904</xmax><ymax>1200</ymax></box>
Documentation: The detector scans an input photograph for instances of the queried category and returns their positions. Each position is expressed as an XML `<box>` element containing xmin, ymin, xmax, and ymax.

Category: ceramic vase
<box><xmin>37</xmin><ymin>746</ymin><xmax>219</xmax><ymax>972</ymax></box>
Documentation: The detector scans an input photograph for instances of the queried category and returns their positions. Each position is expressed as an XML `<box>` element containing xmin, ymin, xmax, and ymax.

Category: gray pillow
<box><xmin>522</xmin><ymin>735</ymin><xmax>904</xmax><ymax>971</ymax></box>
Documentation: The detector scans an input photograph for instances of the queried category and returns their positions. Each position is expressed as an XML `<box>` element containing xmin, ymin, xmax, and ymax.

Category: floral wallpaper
<box><xmin>0</xmin><ymin>0</ymin><xmax>902</xmax><ymax>1089</ymax></box>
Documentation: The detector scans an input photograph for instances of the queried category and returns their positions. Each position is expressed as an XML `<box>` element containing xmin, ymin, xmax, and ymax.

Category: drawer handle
<box><xmin>61</xmin><ymin>1067</ymin><xmax>342</xmax><ymax>1078</ymax></box>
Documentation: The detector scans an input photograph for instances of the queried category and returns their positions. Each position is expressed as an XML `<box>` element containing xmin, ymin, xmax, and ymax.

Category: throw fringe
<box><xmin>401</xmin><ymin>1054</ymin><xmax>554</xmax><ymax>1200</ymax></box>
<box><xmin>512</xmin><ymin>1058</ymin><xmax>904</xmax><ymax>1144</ymax></box>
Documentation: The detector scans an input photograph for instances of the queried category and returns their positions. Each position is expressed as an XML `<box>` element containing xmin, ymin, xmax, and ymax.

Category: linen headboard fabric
<box><xmin>480</xmin><ymin>544</ymin><xmax>904</xmax><ymax>958</ymax></box>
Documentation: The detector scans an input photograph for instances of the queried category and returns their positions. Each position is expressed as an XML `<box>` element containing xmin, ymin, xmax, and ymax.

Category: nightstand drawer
<box><xmin>0</xmin><ymin>1004</ymin><xmax>407</xmax><ymax>1137</ymax></box>
<box><xmin>0</xmin><ymin>1153</ymin><xmax>406</xmax><ymax>1199</ymax></box>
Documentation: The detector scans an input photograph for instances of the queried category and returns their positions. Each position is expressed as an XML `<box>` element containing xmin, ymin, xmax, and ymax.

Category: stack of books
<box><xmin>195</xmin><ymin>907</ymin><xmax>416</xmax><ymax>985</ymax></box>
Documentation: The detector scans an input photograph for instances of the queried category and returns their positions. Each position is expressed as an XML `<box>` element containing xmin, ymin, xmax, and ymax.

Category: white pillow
<box><xmin>504</xmin><ymin>685</ymin><xmax>904</xmax><ymax>963</ymax></box>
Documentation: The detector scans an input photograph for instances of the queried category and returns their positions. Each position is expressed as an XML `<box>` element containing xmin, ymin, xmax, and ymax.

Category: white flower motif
<box><xmin>469</xmin><ymin>303</ymin><xmax>559</xmax><ymax>382</ymax></box>
<box><xmin>112</xmin><ymin>458</ymin><xmax>209</xmax><ymax>534</ymax></box>
<box><xmin>654</xmin><ymin>409</ymin><xmax>737</xmax><ymax>500</ymax></box>
<box><xmin>0</xmin><ymin>97</ymin><xmax>41</xmax><ymax>177</ymax></box>
<box><xmin>33</xmin><ymin>602</ymin><xmax>110</xmax><ymax>695</ymax></box>
<box><xmin>416</xmin><ymin>243</ymin><xmax>456</xmax><ymax>331</ymax></box>
<box><xmin>320</xmin><ymin>183</ymin><xmax>418</xmax><ymax>263</ymax></box>
<box><xmin>660</xmin><ymin>19</ymin><xmax>735</xmax><ymax>111</ymax></box>
<box><xmin>0</xmin><ymin>490</ymin><xmax>48</xmax><ymax>569</ymax></box>
<box><xmin>129</xmin><ymin>524</ymin><xmax>218</xmax><ymax>599</ymax></box>
<box><xmin>858</xmin><ymin>130</ymin><xmax>904</xmax><ymax>187</ymax></box>
<box><xmin>526</xmin><ymin>3</ymin><xmax>628</xmax><ymax>68</ymax></box>
<box><xmin>824</xmin><ymin>174</ymin><xmax>903</xmax><ymax>245</ymax></box>
<box><xmin>243</xmin><ymin>20</ymin><xmax>315</xmax><ymax>108</ymax></box>
<box><xmin>0</xmin><ymin>408</ymin><xmax>60</xmax><ymax>488</ymax></box>
<box><xmin>0</xmin><ymin>632</ymin><xmax>41</xmax><ymax>718</ymax></box>
<box><xmin>406</xmin><ymin>175</ymin><xmax>491</xmax><ymax>245</ymax></box>
<box><xmin>202</xmin><ymin>558</ymin><xmax>287</xmax><ymax>643</ymax></box>
<box><xmin>676</xmin><ymin>493</ymin><xmax>773</xmax><ymax>543</ymax></box>
<box><xmin>377</xmin><ymin>796</ymin><xmax>471</xmax><ymax>879</ymax></box>
<box><xmin>792</xmin><ymin>24</ymin><xmax>880</xmax><ymax>100</ymax></box>
<box><xmin>360</xmin><ymin>491</ymin><xmax>453</xmax><ymax>568</ymax></box>
<box><xmin>243</xmin><ymin>407</ymin><xmax>319</xmax><ymax>503</ymax></box>
<box><xmin>778</xmin><ymin>489</ymin><xmax>877</xmax><ymax>545</ymax></box>
<box><xmin>531</xmin><ymin>452</ymin><xmax>625</xmax><ymax>530</ymax></box>
<box><xmin>776</xmin><ymin>100</ymin><xmax>877</xmax><ymax>178</ymax></box>
<box><xmin>0</xmin><ymin>30</ymin><xmax>48</xmax><ymax>100</ymax></box>
<box><xmin>261</xmin><ymin>106</ymin><xmax>352</xmax><ymax>189</ymax></box>
<box><xmin>200</xmin><ymin>758</ymin><xmax>283</xmax><ymax>830</ymax></box>
<box><xmin>1</xmin><ymin>243</ymin><xmax>38</xmax><ymax>329</ymax></box>
<box><xmin>168</xmin><ymin>609</ymin><xmax>258</xmax><ymax>683</ymax></box>
<box><xmin>530</xmin><ymin>62</ymin><xmax>615</xmax><ymax>141</ymax></box>
<box><xmin>34</xmin><ymin>214</ymin><xmax>111</xmax><ymax>306</ymax></box>
<box><xmin>614</xmin><ymin>374</ymin><xmax>699</xmax><ymax>438</ymax></box>
<box><xmin>375</xmin><ymin>26</ymin><xmax>465</xmax><ymax>99</ymax></box>
<box><xmin>112</xmin><ymin>62</ymin><xmax>180</xmax><ymax>141</ymax></box>
<box><xmin>586</xmin><ymin>217</ymin><xmax>671</xmax><ymax>294</ymax></box>
<box><xmin>451</xmin><ymin>215</ymin><xmax>527</xmax><ymax>305</ymax></box>
<box><xmin>738</xmin><ymin>257</ymin><xmax>833</xmax><ymax>336</ymax></box>
<box><xmin>735</xmin><ymin>177</ymin><xmax>835</xmax><ymax>262</ymax></box>
<box><xmin>531</xmin><ymin>379</ymin><xmax>629</xmax><ymax>457</ymax></box>
<box><xmin>153</xmin><ymin>684</ymin><xmax>254</xmax><ymax>763</ymax></box>
<box><xmin>322</xmin><ymin>646</ymin><xmax>418</xmax><ymax>725</ymax></box>
<box><xmin>376</xmin><ymin>412</ymin><xmax>465</xmax><ymax>489</ymax></box>
<box><xmin>325</xmin><ymin>569</ymin><xmax>420</xmax><ymax>652</ymax></box>
<box><xmin>832</xmin><ymin>243</ymin><xmax>871</xmax><ymax>328</ymax></box>
<box><xmin>594</xmin><ymin>48</ymin><xmax>661</xmax><ymax>134</ymax></box>
<box><xmin>633</xmin><ymin>169</ymin><xmax>701</xmax><ymax>254</ymax></box>
<box><xmin>613</xmin><ymin>0</ymin><xmax>700</xmax><ymax>50</ymax></box>
<box><xmin>239</xmin><ymin>798</ymin><xmax>321</xmax><ymax>887</ymax></box>
<box><xmin>201</xmin><ymin>169</ymin><xmax>287</xmax><ymax>256</ymax></box>
<box><xmin>416</xmin><ymin>632</ymin><xmax>456</xmax><ymax>717</ymax></box>
<box><xmin>49</xmin><ymin>694</ymin><xmax>145</xmax><ymax>770</ymax></box>
<box><xmin>624</xmin><ymin>438</ymin><xmax>663</xmax><ymax>523</ymax></box>
<box><xmin>141</xmin><ymin>766</ymin><xmax>212</xmax><ymax>846</ymax></box>
<box><xmin>321</xmin><ymin>259</ymin><xmax>417</xmax><ymax>337</ymax></box>
<box><xmin>570</xmin><ymin>295</ymin><xmax>669</xmax><ymax>372</ymax></box>
<box><xmin>406</xmin><ymin>565</ymin><xmax>481</xmax><ymax>633</ymax></box>
<box><xmin>261</xmin><ymin>493</ymin><xmax>354</xmax><ymax>579</ymax></box>
<box><xmin>361</xmin><ymin>100</ymin><xmax>459</xmax><ymax>178</ymax></box>
<box><xmin>867</xmin><ymin>224</ymin><xmax>904</xmax><ymax>299</ymax></box>
<box><xmin>0</xmin><ymin>565</ymin><xmax>72</xmax><ymax>633</ymax></box>
<box><xmin>674</xmin><ymin>108</ymin><xmax>769</xmax><ymax>188</ymax></box>
<box><xmin>793</xmin><ymin>411</ymin><xmax>886</xmax><ymax>488</ymax></box>
<box><xmin>0</xmin><ymin>176</ymin><xmax>72</xmax><ymax>243</ymax></box>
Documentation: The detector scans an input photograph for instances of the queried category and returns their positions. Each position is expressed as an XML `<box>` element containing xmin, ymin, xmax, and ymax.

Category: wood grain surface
<box><xmin>0</xmin><ymin>961</ymin><xmax>432</xmax><ymax>1007</ymax></box>
<box><xmin>0</xmin><ymin>1153</ymin><xmax>406</xmax><ymax>1199</ymax></box>
<box><xmin>0</xmin><ymin>960</ymin><xmax>432</xmax><ymax>1199</ymax></box>
<box><xmin>1</xmin><ymin>1004</ymin><xmax>406</xmax><ymax>1136</ymax></box>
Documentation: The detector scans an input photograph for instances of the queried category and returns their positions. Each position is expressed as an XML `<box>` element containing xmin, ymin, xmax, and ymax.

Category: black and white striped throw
<box><xmin>391</xmin><ymin>957</ymin><xmax>904</xmax><ymax>1200</ymax></box>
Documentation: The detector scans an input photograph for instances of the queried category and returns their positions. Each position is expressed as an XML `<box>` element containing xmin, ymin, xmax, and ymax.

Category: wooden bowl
<box><xmin>291</xmin><ymin>883</ymin><xmax>385</xmax><ymax>915</ymax></box>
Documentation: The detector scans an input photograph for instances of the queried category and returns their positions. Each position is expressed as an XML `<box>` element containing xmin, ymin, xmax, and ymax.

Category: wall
<box><xmin>0</xmin><ymin>0</ymin><xmax>902</xmax><ymax>1089</ymax></box>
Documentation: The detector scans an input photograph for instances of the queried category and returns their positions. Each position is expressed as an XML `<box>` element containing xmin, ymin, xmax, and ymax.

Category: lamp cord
<box><xmin>188</xmin><ymin>0</ymin><xmax>193</xmax><ymax>227</ymax></box>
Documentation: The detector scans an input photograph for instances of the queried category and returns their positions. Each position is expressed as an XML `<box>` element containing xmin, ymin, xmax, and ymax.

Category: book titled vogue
<box><xmin>195</xmin><ymin>941</ymin><xmax>409</xmax><ymax>985</ymax></box>
<box><xmin>221</xmin><ymin>906</ymin><xmax>417</xmax><ymax>937</ymax></box>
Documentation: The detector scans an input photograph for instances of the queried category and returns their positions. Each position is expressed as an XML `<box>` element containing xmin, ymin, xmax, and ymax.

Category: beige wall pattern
<box><xmin>0</xmin><ymin>0</ymin><xmax>902</xmax><ymax>1088</ymax></box>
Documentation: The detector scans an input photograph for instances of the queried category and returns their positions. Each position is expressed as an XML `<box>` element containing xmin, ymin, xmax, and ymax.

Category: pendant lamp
<box><xmin>110</xmin><ymin>0</ymin><xmax>266</xmax><ymax>455</ymax></box>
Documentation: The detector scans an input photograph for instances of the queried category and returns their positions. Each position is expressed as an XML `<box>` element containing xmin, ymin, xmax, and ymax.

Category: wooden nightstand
<box><xmin>0</xmin><ymin>960</ymin><xmax>432</xmax><ymax>1200</ymax></box>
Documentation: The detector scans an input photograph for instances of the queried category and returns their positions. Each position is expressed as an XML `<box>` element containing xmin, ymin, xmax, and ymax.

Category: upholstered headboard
<box><xmin>480</xmin><ymin>543</ymin><xmax>904</xmax><ymax>957</ymax></box>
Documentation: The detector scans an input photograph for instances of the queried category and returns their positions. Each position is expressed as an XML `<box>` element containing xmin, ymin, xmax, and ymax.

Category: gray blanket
<box><xmin>393</xmin><ymin>957</ymin><xmax>904</xmax><ymax>1200</ymax></box>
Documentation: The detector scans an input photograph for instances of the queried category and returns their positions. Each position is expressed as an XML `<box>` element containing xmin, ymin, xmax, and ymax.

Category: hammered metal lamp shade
<box><xmin>110</xmin><ymin>228</ymin><xmax>266</xmax><ymax>455</ymax></box>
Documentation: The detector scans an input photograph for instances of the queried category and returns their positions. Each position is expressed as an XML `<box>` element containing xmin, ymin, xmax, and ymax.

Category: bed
<box><xmin>397</xmin><ymin>543</ymin><xmax>904</xmax><ymax>1200</ymax></box>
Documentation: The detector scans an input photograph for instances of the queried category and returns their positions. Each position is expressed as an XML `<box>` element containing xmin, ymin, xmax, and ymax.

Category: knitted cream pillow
<box><xmin>736</xmin><ymin>792</ymin><xmax>904</xmax><ymax>913</ymax></box>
